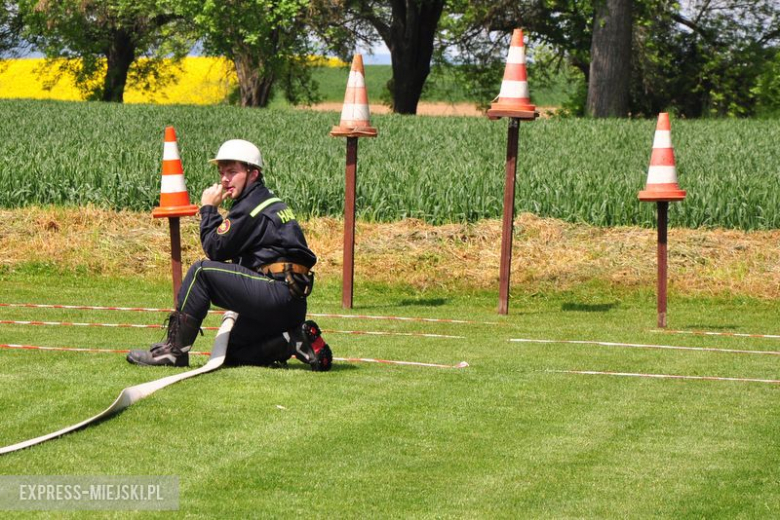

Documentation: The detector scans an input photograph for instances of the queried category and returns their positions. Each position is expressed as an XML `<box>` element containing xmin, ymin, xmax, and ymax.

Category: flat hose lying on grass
<box><xmin>0</xmin><ymin>312</ymin><xmax>238</xmax><ymax>456</ymax></box>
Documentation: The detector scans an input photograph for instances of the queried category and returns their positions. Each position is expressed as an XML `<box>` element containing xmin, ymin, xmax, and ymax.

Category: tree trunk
<box><xmin>102</xmin><ymin>29</ymin><xmax>135</xmax><ymax>103</ymax></box>
<box><xmin>234</xmin><ymin>55</ymin><xmax>274</xmax><ymax>107</ymax></box>
<box><xmin>586</xmin><ymin>0</ymin><xmax>632</xmax><ymax>117</ymax></box>
<box><xmin>389</xmin><ymin>46</ymin><xmax>429</xmax><ymax>114</ymax></box>
<box><xmin>385</xmin><ymin>0</ymin><xmax>445</xmax><ymax>115</ymax></box>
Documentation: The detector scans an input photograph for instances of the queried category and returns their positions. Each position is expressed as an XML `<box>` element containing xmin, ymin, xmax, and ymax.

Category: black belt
<box><xmin>259</xmin><ymin>262</ymin><xmax>310</xmax><ymax>276</ymax></box>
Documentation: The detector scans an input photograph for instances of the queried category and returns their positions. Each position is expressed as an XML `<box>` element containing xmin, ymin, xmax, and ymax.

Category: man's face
<box><xmin>218</xmin><ymin>160</ymin><xmax>259</xmax><ymax>200</ymax></box>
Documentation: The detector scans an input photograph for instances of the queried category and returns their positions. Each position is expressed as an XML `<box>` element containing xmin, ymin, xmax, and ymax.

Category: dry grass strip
<box><xmin>2</xmin><ymin>207</ymin><xmax>779</xmax><ymax>298</ymax></box>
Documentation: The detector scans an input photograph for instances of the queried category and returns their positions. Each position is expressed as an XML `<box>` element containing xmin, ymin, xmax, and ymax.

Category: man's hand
<box><xmin>201</xmin><ymin>184</ymin><xmax>229</xmax><ymax>207</ymax></box>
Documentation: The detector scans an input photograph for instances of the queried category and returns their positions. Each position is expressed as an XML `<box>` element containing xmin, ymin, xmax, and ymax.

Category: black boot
<box><xmin>127</xmin><ymin>311</ymin><xmax>201</xmax><ymax>367</ymax></box>
<box><xmin>287</xmin><ymin>320</ymin><xmax>333</xmax><ymax>372</ymax></box>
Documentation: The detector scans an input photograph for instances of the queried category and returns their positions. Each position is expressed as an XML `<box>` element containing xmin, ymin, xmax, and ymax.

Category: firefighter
<box><xmin>127</xmin><ymin>139</ymin><xmax>332</xmax><ymax>371</ymax></box>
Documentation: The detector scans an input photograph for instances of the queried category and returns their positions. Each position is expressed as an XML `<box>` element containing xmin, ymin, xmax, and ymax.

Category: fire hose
<box><xmin>0</xmin><ymin>312</ymin><xmax>237</xmax><ymax>456</ymax></box>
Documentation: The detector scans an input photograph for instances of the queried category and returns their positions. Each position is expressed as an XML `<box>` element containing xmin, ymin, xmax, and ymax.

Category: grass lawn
<box><xmin>1</xmin><ymin>271</ymin><xmax>779</xmax><ymax>517</ymax></box>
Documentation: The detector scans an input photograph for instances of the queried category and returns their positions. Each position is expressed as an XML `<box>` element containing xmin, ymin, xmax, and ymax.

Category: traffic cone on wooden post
<box><xmin>152</xmin><ymin>126</ymin><xmax>198</xmax><ymax>305</ymax></box>
<box><xmin>638</xmin><ymin>113</ymin><xmax>686</xmax><ymax>329</ymax></box>
<box><xmin>487</xmin><ymin>29</ymin><xmax>538</xmax><ymax>120</ymax></box>
<box><xmin>152</xmin><ymin>126</ymin><xmax>199</xmax><ymax>218</ymax></box>
<box><xmin>487</xmin><ymin>29</ymin><xmax>538</xmax><ymax>315</ymax></box>
<box><xmin>638</xmin><ymin>113</ymin><xmax>686</xmax><ymax>202</ymax></box>
<box><xmin>330</xmin><ymin>54</ymin><xmax>377</xmax><ymax>309</ymax></box>
<box><xmin>331</xmin><ymin>54</ymin><xmax>378</xmax><ymax>138</ymax></box>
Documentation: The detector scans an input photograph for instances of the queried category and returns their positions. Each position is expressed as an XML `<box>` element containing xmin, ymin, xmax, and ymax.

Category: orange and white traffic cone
<box><xmin>488</xmin><ymin>28</ymin><xmax>536</xmax><ymax>116</ymax></box>
<box><xmin>330</xmin><ymin>54</ymin><xmax>377</xmax><ymax>138</ymax></box>
<box><xmin>152</xmin><ymin>126</ymin><xmax>199</xmax><ymax>218</ymax></box>
<box><xmin>638</xmin><ymin>113</ymin><xmax>686</xmax><ymax>202</ymax></box>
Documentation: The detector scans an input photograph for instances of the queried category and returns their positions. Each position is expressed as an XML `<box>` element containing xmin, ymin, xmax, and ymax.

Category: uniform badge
<box><xmin>217</xmin><ymin>219</ymin><xmax>231</xmax><ymax>235</ymax></box>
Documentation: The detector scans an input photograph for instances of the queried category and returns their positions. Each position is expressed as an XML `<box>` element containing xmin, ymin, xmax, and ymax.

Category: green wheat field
<box><xmin>1</xmin><ymin>99</ymin><xmax>780</xmax><ymax>517</ymax></box>
<box><xmin>1</xmin><ymin>99</ymin><xmax>779</xmax><ymax>229</ymax></box>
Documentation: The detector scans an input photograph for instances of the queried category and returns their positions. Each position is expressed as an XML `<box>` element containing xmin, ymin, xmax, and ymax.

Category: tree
<box><xmin>449</xmin><ymin>0</ymin><xmax>636</xmax><ymax>117</ymax></box>
<box><xmin>444</xmin><ymin>0</ymin><xmax>780</xmax><ymax>117</ymax></box>
<box><xmin>19</xmin><ymin>0</ymin><xmax>189</xmax><ymax>102</ymax></box>
<box><xmin>620</xmin><ymin>0</ymin><xmax>780</xmax><ymax>117</ymax></box>
<box><xmin>586</xmin><ymin>0</ymin><xmax>632</xmax><ymax>117</ymax></box>
<box><xmin>335</xmin><ymin>0</ymin><xmax>446</xmax><ymax>114</ymax></box>
<box><xmin>187</xmin><ymin>0</ymin><xmax>321</xmax><ymax>108</ymax></box>
<box><xmin>440</xmin><ymin>0</ymin><xmax>597</xmax><ymax>115</ymax></box>
<box><xmin>1</xmin><ymin>1</ymin><xmax>24</xmax><ymax>60</ymax></box>
<box><xmin>666</xmin><ymin>0</ymin><xmax>780</xmax><ymax>116</ymax></box>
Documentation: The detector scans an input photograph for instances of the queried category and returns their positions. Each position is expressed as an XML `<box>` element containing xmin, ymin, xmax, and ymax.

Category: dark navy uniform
<box><xmin>176</xmin><ymin>179</ymin><xmax>316</xmax><ymax>364</ymax></box>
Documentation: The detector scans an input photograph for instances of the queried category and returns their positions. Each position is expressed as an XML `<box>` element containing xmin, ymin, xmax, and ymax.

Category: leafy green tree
<box><xmin>444</xmin><ymin>0</ymin><xmax>780</xmax><ymax>118</ymax></box>
<box><xmin>326</xmin><ymin>0</ymin><xmax>446</xmax><ymax>115</ymax></box>
<box><xmin>752</xmin><ymin>50</ymin><xmax>780</xmax><ymax>117</ymax></box>
<box><xmin>186</xmin><ymin>0</ymin><xmax>321</xmax><ymax>108</ymax></box>
<box><xmin>1</xmin><ymin>1</ymin><xmax>24</xmax><ymax>60</ymax></box>
<box><xmin>438</xmin><ymin>0</ymin><xmax>597</xmax><ymax>114</ymax></box>
<box><xmin>653</xmin><ymin>0</ymin><xmax>780</xmax><ymax>117</ymax></box>
<box><xmin>18</xmin><ymin>0</ymin><xmax>190</xmax><ymax>102</ymax></box>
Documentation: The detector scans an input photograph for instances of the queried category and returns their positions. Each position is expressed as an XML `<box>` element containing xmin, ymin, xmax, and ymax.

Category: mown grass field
<box><xmin>1</xmin><ymin>272</ymin><xmax>780</xmax><ymax>517</ymax></box>
<box><xmin>1</xmin><ymin>99</ymin><xmax>779</xmax><ymax>229</ymax></box>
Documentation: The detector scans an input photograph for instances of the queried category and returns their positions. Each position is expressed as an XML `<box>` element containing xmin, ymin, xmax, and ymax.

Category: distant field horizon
<box><xmin>0</xmin><ymin>55</ymin><xmax>573</xmax><ymax>107</ymax></box>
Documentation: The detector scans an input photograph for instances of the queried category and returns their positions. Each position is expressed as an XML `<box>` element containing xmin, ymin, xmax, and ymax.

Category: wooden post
<box><xmin>486</xmin><ymin>27</ymin><xmax>537</xmax><ymax>314</ymax></box>
<box><xmin>498</xmin><ymin>118</ymin><xmax>520</xmax><ymax>315</ymax></box>
<box><xmin>342</xmin><ymin>137</ymin><xmax>358</xmax><ymax>309</ymax></box>
<box><xmin>638</xmin><ymin>113</ymin><xmax>684</xmax><ymax>328</ymax></box>
<box><xmin>169</xmin><ymin>217</ymin><xmax>183</xmax><ymax>305</ymax></box>
<box><xmin>330</xmin><ymin>54</ymin><xmax>377</xmax><ymax>309</ymax></box>
<box><xmin>656</xmin><ymin>201</ymin><xmax>668</xmax><ymax>328</ymax></box>
<box><xmin>151</xmin><ymin>125</ymin><xmax>198</xmax><ymax>305</ymax></box>
<box><xmin>486</xmin><ymin>109</ymin><xmax>537</xmax><ymax>314</ymax></box>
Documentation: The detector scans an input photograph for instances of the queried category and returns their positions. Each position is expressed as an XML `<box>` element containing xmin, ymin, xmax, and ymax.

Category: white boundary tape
<box><xmin>0</xmin><ymin>320</ymin><xmax>163</xmax><ymax>329</ymax></box>
<box><xmin>0</xmin><ymin>319</ymin><xmax>464</xmax><ymax>339</ymax></box>
<box><xmin>312</xmin><ymin>312</ymin><xmax>498</xmax><ymax>325</ymax></box>
<box><xmin>324</xmin><ymin>329</ymin><xmax>464</xmax><ymax>339</ymax></box>
<box><xmin>550</xmin><ymin>370</ymin><xmax>780</xmax><ymax>385</ymax></box>
<box><xmin>0</xmin><ymin>344</ymin><xmax>469</xmax><ymax>370</ymax></box>
<box><xmin>657</xmin><ymin>329</ymin><xmax>780</xmax><ymax>340</ymax></box>
<box><xmin>0</xmin><ymin>302</ymin><xmax>499</xmax><ymax>325</ymax></box>
<box><xmin>0</xmin><ymin>312</ymin><xmax>237</xmax><ymax>456</ymax></box>
<box><xmin>510</xmin><ymin>337</ymin><xmax>780</xmax><ymax>356</ymax></box>
<box><xmin>336</xmin><ymin>357</ymin><xmax>469</xmax><ymax>369</ymax></box>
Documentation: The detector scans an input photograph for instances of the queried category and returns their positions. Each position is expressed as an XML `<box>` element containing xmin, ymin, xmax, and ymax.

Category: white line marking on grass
<box><xmin>656</xmin><ymin>329</ymin><xmax>780</xmax><ymax>340</ymax></box>
<box><xmin>510</xmin><ymin>338</ymin><xmax>780</xmax><ymax>356</ymax></box>
<box><xmin>550</xmin><ymin>370</ymin><xmax>780</xmax><ymax>385</ymax></box>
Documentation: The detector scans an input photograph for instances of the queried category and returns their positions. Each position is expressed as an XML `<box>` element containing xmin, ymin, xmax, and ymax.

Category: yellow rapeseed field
<box><xmin>0</xmin><ymin>56</ymin><xmax>344</xmax><ymax>104</ymax></box>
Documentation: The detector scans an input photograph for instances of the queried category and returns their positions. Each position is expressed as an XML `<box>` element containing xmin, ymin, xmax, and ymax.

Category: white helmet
<box><xmin>209</xmin><ymin>139</ymin><xmax>263</xmax><ymax>169</ymax></box>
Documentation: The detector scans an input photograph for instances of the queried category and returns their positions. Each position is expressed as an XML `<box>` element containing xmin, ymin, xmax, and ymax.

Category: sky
<box><xmin>13</xmin><ymin>40</ymin><xmax>393</xmax><ymax>65</ymax></box>
<box><xmin>356</xmin><ymin>41</ymin><xmax>391</xmax><ymax>65</ymax></box>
